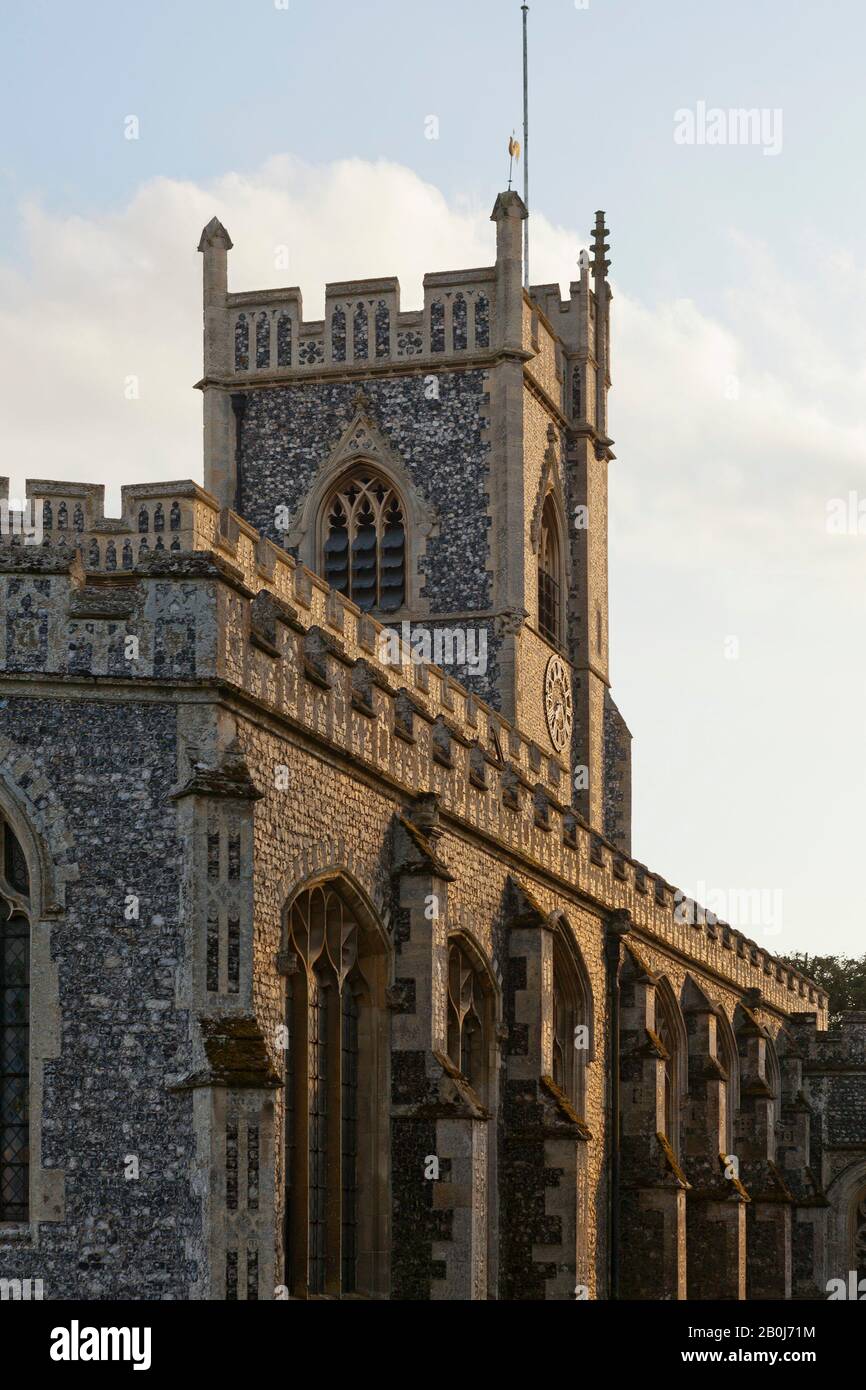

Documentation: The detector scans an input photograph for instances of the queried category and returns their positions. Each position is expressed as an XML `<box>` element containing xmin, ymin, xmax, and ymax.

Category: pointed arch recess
<box><xmin>655</xmin><ymin>975</ymin><xmax>689</xmax><ymax>1157</ymax></box>
<box><xmin>549</xmin><ymin>911</ymin><xmax>596</xmax><ymax>1066</ymax></box>
<box><xmin>284</xmin><ymin>404</ymin><xmax>436</xmax><ymax>614</ymax></box>
<box><xmin>280</xmin><ymin>868</ymin><xmax>391</xmax><ymax>1299</ymax></box>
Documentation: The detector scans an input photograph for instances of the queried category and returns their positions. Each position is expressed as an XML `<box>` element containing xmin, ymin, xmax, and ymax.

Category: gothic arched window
<box><xmin>657</xmin><ymin>1008</ymin><xmax>676</xmax><ymax>1147</ymax></box>
<box><xmin>716</xmin><ymin>1011</ymin><xmax>739</xmax><ymax>1155</ymax></box>
<box><xmin>284</xmin><ymin>881</ymin><xmax>388</xmax><ymax>1298</ymax></box>
<box><xmin>551</xmin><ymin>931</ymin><xmax>591</xmax><ymax>1115</ymax></box>
<box><xmin>765</xmin><ymin>1037</ymin><xmax>782</xmax><ymax>1163</ymax></box>
<box><xmin>655</xmin><ymin>982</ymin><xmax>685</xmax><ymax>1157</ymax></box>
<box><xmin>322</xmin><ymin>469</ymin><xmax>406</xmax><ymax>613</ymax></box>
<box><xmin>0</xmin><ymin>818</ymin><xmax>30</xmax><ymax>1222</ymax></box>
<box><xmin>446</xmin><ymin>940</ymin><xmax>492</xmax><ymax>1103</ymax></box>
<box><xmin>538</xmin><ymin>496</ymin><xmax>562</xmax><ymax>646</ymax></box>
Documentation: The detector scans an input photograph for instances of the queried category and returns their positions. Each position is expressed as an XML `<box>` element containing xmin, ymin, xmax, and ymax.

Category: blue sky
<box><xmin>3</xmin><ymin>0</ymin><xmax>864</xmax><ymax>305</ymax></box>
<box><xmin>2</xmin><ymin>0</ymin><xmax>865</xmax><ymax>957</ymax></box>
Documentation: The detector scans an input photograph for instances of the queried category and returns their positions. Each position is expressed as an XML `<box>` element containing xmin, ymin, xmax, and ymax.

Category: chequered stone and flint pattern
<box><xmin>237</xmin><ymin>371</ymin><xmax>493</xmax><ymax>613</ymax></box>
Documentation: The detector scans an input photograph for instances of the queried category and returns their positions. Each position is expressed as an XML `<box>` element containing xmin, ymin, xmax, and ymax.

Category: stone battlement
<box><xmin>224</xmin><ymin>267</ymin><xmax>498</xmax><ymax>378</ymax></box>
<box><xmin>218</xmin><ymin>271</ymin><xmax>595</xmax><ymax>383</ymax></box>
<box><xmin>0</xmin><ymin>475</ymin><xmax>827</xmax><ymax>1022</ymax></box>
<box><xmin>195</xmin><ymin>203</ymin><xmax>598</xmax><ymax>400</ymax></box>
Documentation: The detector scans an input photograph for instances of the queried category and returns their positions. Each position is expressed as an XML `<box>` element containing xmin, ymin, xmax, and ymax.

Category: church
<box><xmin>0</xmin><ymin>190</ymin><xmax>864</xmax><ymax>1300</ymax></box>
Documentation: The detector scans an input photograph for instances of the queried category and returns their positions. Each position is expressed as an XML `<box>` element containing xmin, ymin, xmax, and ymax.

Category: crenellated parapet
<box><xmin>0</xmin><ymin>475</ymin><xmax>828</xmax><ymax>1024</ymax></box>
<box><xmin>196</xmin><ymin>197</ymin><xmax>605</xmax><ymax>430</ymax></box>
<box><xmin>212</xmin><ymin>269</ymin><xmax>497</xmax><ymax>383</ymax></box>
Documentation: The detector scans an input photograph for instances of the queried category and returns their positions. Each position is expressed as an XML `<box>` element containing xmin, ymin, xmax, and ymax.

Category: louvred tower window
<box><xmin>322</xmin><ymin>469</ymin><xmax>406</xmax><ymax>612</ymax></box>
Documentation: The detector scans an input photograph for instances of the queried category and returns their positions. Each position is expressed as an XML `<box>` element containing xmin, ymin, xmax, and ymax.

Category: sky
<box><xmin>1</xmin><ymin>0</ymin><xmax>865</xmax><ymax>957</ymax></box>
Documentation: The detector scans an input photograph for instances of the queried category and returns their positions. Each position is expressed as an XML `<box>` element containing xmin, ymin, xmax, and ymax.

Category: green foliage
<box><xmin>783</xmin><ymin>953</ymin><xmax>866</xmax><ymax>1025</ymax></box>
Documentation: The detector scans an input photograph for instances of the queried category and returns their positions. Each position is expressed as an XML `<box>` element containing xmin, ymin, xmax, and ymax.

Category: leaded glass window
<box><xmin>1</xmin><ymin>820</ymin><xmax>30</xmax><ymax>1223</ymax></box>
<box><xmin>323</xmin><ymin>470</ymin><xmax>406</xmax><ymax>612</ymax></box>
<box><xmin>538</xmin><ymin>496</ymin><xmax>562</xmax><ymax>646</ymax></box>
<box><xmin>285</xmin><ymin>883</ymin><xmax>377</xmax><ymax>1297</ymax></box>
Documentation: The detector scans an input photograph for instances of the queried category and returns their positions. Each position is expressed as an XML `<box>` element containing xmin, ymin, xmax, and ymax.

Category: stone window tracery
<box><xmin>322</xmin><ymin>469</ymin><xmax>406</xmax><ymax>612</ymax></box>
<box><xmin>284</xmin><ymin>882</ymin><xmax>386</xmax><ymax>1298</ymax></box>
<box><xmin>446</xmin><ymin>941</ymin><xmax>490</xmax><ymax>1099</ymax></box>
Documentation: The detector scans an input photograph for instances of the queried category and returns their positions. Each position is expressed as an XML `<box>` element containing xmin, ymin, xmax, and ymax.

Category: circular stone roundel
<box><xmin>544</xmin><ymin>655</ymin><xmax>573</xmax><ymax>753</ymax></box>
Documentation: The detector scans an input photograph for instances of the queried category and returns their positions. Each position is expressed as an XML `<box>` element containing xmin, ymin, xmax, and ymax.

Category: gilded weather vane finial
<box><xmin>507</xmin><ymin>131</ymin><xmax>521</xmax><ymax>190</ymax></box>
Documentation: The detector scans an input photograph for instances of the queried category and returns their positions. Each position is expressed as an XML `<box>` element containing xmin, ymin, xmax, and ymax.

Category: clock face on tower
<box><xmin>544</xmin><ymin>655</ymin><xmax>573</xmax><ymax>754</ymax></box>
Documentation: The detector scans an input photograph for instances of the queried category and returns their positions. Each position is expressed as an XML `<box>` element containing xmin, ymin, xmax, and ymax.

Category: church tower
<box><xmin>197</xmin><ymin>193</ymin><xmax>631</xmax><ymax>852</ymax></box>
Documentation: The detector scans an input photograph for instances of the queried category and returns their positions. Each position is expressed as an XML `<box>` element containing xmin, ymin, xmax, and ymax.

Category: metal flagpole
<box><xmin>522</xmin><ymin>3</ymin><xmax>530</xmax><ymax>289</ymax></box>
